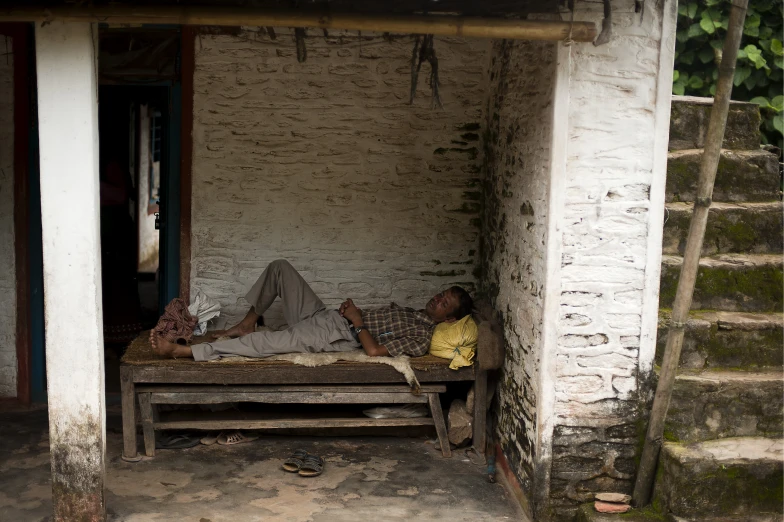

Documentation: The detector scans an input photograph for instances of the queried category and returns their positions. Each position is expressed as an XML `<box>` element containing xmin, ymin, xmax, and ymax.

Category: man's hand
<box><xmin>339</xmin><ymin>298</ymin><xmax>363</xmax><ymax>326</ymax></box>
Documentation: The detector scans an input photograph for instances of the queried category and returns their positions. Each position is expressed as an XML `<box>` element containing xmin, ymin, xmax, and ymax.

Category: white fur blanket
<box><xmin>211</xmin><ymin>348</ymin><xmax>420</xmax><ymax>390</ymax></box>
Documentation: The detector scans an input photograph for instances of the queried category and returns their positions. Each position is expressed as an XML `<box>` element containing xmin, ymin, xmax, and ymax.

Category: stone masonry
<box><xmin>190</xmin><ymin>29</ymin><xmax>489</xmax><ymax>327</ymax></box>
<box><xmin>0</xmin><ymin>37</ymin><xmax>15</xmax><ymax>398</ymax></box>
<box><xmin>547</xmin><ymin>0</ymin><xmax>674</xmax><ymax>517</ymax></box>
<box><xmin>481</xmin><ymin>38</ymin><xmax>557</xmax><ymax>498</ymax></box>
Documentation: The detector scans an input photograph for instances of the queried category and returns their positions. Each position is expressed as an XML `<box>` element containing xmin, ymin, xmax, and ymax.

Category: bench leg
<box><xmin>120</xmin><ymin>366</ymin><xmax>138</xmax><ymax>460</ymax></box>
<box><xmin>472</xmin><ymin>369</ymin><xmax>488</xmax><ymax>455</ymax></box>
<box><xmin>138</xmin><ymin>392</ymin><xmax>157</xmax><ymax>457</ymax></box>
<box><xmin>428</xmin><ymin>393</ymin><xmax>451</xmax><ymax>458</ymax></box>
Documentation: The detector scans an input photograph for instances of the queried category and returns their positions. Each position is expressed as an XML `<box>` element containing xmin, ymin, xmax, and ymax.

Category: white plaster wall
<box><xmin>481</xmin><ymin>38</ymin><xmax>557</xmax><ymax>498</ymax></box>
<box><xmin>0</xmin><ymin>37</ymin><xmax>16</xmax><ymax>398</ymax></box>
<box><xmin>190</xmin><ymin>29</ymin><xmax>489</xmax><ymax>327</ymax></box>
<box><xmin>137</xmin><ymin>106</ymin><xmax>159</xmax><ymax>273</ymax></box>
<box><xmin>545</xmin><ymin>0</ymin><xmax>676</xmax><ymax>516</ymax></box>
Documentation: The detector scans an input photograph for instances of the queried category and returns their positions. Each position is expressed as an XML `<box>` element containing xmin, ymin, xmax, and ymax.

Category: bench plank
<box><xmin>149</xmin><ymin>391</ymin><xmax>431</xmax><ymax>404</ymax></box>
<box><xmin>138</xmin><ymin>384</ymin><xmax>446</xmax><ymax>394</ymax></box>
<box><xmin>154</xmin><ymin>417</ymin><xmax>437</xmax><ymax>430</ymax></box>
<box><xmin>130</xmin><ymin>365</ymin><xmax>474</xmax><ymax>384</ymax></box>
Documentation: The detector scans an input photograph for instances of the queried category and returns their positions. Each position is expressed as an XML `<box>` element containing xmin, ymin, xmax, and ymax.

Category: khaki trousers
<box><xmin>191</xmin><ymin>259</ymin><xmax>359</xmax><ymax>361</ymax></box>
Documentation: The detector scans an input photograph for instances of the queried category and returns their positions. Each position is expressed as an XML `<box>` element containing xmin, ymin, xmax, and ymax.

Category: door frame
<box><xmin>0</xmin><ymin>23</ymin><xmax>34</xmax><ymax>404</ymax></box>
<box><xmin>4</xmin><ymin>24</ymin><xmax>195</xmax><ymax>403</ymax></box>
<box><xmin>178</xmin><ymin>26</ymin><xmax>195</xmax><ymax>305</ymax></box>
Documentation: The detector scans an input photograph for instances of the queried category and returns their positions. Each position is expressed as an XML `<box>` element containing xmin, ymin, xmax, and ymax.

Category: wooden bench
<box><xmin>120</xmin><ymin>334</ymin><xmax>488</xmax><ymax>460</ymax></box>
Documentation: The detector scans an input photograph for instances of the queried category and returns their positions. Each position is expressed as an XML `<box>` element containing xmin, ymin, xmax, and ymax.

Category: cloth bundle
<box><xmin>428</xmin><ymin>314</ymin><xmax>478</xmax><ymax>370</ymax></box>
<box><xmin>154</xmin><ymin>298</ymin><xmax>198</xmax><ymax>345</ymax></box>
<box><xmin>188</xmin><ymin>289</ymin><xmax>221</xmax><ymax>336</ymax></box>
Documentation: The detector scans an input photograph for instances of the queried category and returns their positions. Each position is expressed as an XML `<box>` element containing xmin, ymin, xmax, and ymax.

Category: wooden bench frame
<box><xmin>136</xmin><ymin>384</ymin><xmax>451</xmax><ymax>457</ymax></box>
<box><xmin>120</xmin><ymin>359</ymin><xmax>487</xmax><ymax>460</ymax></box>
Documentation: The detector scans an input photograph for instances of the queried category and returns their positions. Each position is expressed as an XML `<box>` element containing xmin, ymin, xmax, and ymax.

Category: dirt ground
<box><xmin>0</xmin><ymin>405</ymin><xmax>527</xmax><ymax>521</ymax></box>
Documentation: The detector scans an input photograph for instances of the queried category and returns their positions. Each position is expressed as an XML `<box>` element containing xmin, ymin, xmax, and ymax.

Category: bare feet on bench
<box><xmin>209</xmin><ymin>323</ymin><xmax>254</xmax><ymax>339</ymax></box>
<box><xmin>209</xmin><ymin>309</ymin><xmax>260</xmax><ymax>339</ymax></box>
<box><xmin>150</xmin><ymin>331</ymin><xmax>193</xmax><ymax>359</ymax></box>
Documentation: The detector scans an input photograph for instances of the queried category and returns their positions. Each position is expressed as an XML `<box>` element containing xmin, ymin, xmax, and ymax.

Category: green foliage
<box><xmin>674</xmin><ymin>0</ymin><xmax>783</xmax><ymax>151</ymax></box>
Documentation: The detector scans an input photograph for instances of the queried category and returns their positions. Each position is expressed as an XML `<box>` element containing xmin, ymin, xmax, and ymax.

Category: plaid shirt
<box><xmin>361</xmin><ymin>303</ymin><xmax>435</xmax><ymax>357</ymax></box>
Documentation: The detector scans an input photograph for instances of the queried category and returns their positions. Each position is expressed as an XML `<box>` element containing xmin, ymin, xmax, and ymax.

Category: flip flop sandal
<box><xmin>281</xmin><ymin>449</ymin><xmax>309</xmax><ymax>473</ymax></box>
<box><xmin>298</xmin><ymin>455</ymin><xmax>325</xmax><ymax>477</ymax></box>
<box><xmin>217</xmin><ymin>430</ymin><xmax>259</xmax><ymax>446</ymax></box>
<box><xmin>200</xmin><ymin>431</ymin><xmax>224</xmax><ymax>446</ymax></box>
<box><xmin>464</xmin><ymin>447</ymin><xmax>486</xmax><ymax>467</ymax></box>
<box><xmin>156</xmin><ymin>432</ymin><xmax>201</xmax><ymax>450</ymax></box>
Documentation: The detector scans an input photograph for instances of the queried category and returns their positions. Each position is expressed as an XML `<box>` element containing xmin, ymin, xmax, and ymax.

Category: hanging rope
<box><xmin>295</xmin><ymin>27</ymin><xmax>307</xmax><ymax>62</ymax></box>
<box><xmin>409</xmin><ymin>34</ymin><xmax>443</xmax><ymax>109</ymax></box>
<box><xmin>563</xmin><ymin>1</ymin><xmax>576</xmax><ymax>47</ymax></box>
<box><xmin>593</xmin><ymin>0</ymin><xmax>613</xmax><ymax>46</ymax></box>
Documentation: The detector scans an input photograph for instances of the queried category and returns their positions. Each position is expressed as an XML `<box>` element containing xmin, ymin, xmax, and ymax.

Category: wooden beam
<box><xmin>0</xmin><ymin>6</ymin><xmax>597</xmax><ymax>42</ymax></box>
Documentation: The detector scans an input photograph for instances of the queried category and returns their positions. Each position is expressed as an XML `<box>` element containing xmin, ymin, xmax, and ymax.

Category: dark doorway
<box><xmin>98</xmin><ymin>27</ymin><xmax>182</xmax><ymax>393</ymax></box>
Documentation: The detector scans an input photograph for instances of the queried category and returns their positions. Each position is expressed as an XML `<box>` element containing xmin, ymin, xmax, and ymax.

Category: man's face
<box><xmin>425</xmin><ymin>289</ymin><xmax>459</xmax><ymax>323</ymax></box>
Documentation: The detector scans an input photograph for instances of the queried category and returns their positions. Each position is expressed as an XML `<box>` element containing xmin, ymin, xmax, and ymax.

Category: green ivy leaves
<box><xmin>673</xmin><ymin>0</ymin><xmax>783</xmax><ymax>150</ymax></box>
<box><xmin>751</xmin><ymin>95</ymin><xmax>784</xmax><ymax>133</ymax></box>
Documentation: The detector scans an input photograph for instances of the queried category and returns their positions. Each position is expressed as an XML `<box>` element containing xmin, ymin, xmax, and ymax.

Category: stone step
<box><xmin>669</xmin><ymin>96</ymin><xmax>761</xmax><ymax>151</ymax></box>
<box><xmin>666</xmin><ymin>148</ymin><xmax>780</xmax><ymax>203</ymax></box>
<box><xmin>659</xmin><ymin>254</ymin><xmax>783</xmax><ymax>313</ymax></box>
<box><xmin>656</xmin><ymin>310</ymin><xmax>783</xmax><ymax>369</ymax></box>
<box><xmin>659</xmin><ymin>513</ymin><xmax>784</xmax><ymax>522</ymax></box>
<box><xmin>664</xmin><ymin>370</ymin><xmax>783</xmax><ymax>443</ymax></box>
<box><xmin>663</xmin><ymin>202</ymin><xmax>783</xmax><ymax>256</ymax></box>
<box><xmin>653</xmin><ymin>437</ymin><xmax>783</xmax><ymax>519</ymax></box>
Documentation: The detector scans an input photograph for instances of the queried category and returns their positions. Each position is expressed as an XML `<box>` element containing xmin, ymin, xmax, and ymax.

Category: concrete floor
<box><xmin>0</xmin><ymin>406</ymin><xmax>526</xmax><ymax>521</ymax></box>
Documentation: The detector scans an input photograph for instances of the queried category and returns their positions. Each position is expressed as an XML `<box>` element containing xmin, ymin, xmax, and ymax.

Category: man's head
<box><xmin>425</xmin><ymin>286</ymin><xmax>474</xmax><ymax>324</ymax></box>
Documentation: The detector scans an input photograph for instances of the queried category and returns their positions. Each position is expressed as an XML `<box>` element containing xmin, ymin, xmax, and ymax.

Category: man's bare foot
<box><xmin>209</xmin><ymin>321</ymin><xmax>255</xmax><ymax>339</ymax></box>
<box><xmin>209</xmin><ymin>308</ymin><xmax>261</xmax><ymax>339</ymax></box>
<box><xmin>150</xmin><ymin>331</ymin><xmax>193</xmax><ymax>359</ymax></box>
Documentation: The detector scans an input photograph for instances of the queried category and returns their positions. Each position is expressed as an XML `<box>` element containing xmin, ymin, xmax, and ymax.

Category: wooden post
<box><xmin>472</xmin><ymin>366</ymin><xmax>487</xmax><ymax>454</ymax></box>
<box><xmin>631</xmin><ymin>0</ymin><xmax>749</xmax><ymax>506</ymax></box>
<box><xmin>138</xmin><ymin>392</ymin><xmax>156</xmax><ymax>457</ymax></box>
<box><xmin>120</xmin><ymin>366</ymin><xmax>138</xmax><ymax>460</ymax></box>
<box><xmin>428</xmin><ymin>392</ymin><xmax>452</xmax><ymax>458</ymax></box>
<box><xmin>36</xmin><ymin>21</ymin><xmax>106</xmax><ymax>520</ymax></box>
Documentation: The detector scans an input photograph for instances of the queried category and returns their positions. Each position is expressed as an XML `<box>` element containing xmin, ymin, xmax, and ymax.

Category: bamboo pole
<box><xmin>631</xmin><ymin>0</ymin><xmax>749</xmax><ymax>508</ymax></box>
<box><xmin>0</xmin><ymin>6</ymin><xmax>597</xmax><ymax>42</ymax></box>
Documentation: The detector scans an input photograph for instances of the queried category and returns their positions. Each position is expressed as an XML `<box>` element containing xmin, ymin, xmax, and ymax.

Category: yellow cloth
<box><xmin>428</xmin><ymin>315</ymin><xmax>477</xmax><ymax>369</ymax></box>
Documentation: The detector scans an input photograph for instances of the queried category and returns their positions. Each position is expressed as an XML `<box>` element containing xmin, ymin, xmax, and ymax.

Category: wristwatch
<box><xmin>354</xmin><ymin>326</ymin><xmax>365</xmax><ymax>335</ymax></box>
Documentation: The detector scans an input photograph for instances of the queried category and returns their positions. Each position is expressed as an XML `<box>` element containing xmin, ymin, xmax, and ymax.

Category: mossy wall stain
<box><xmin>478</xmin><ymin>37</ymin><xmax>556</xmax><ymax>518</ymax></box>
<box><xmin>49</xmin><ymin>410</ymin><xmax>105</xmax><ymax>521</ymax></box>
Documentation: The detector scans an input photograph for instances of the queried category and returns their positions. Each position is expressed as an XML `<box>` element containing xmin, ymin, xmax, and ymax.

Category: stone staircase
<box><xmin>653</xmin><ymin>97</ymin><xmax>783</xmax><ymax>521</ymax></box>
<box><xmin>579</xmin><ymin>97</ymin><xmax>783</xmax><ymax>521</ymax></box>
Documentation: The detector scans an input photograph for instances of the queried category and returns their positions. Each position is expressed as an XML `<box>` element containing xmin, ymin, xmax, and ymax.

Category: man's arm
<box><xmin>355</xmin><ymin>326</ymin><xmax>390</xmax><ymax>357</ymax></box>
<box><xmin>340</xmin><ymin>298</ymin><xmax>389</xmax><ymax>357</ymax></box>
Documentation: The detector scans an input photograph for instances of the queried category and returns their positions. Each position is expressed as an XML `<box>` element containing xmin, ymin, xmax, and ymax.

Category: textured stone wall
<box><xmin>0</xmin><ymin>38</ymin><xmax>16</xmax><ymax>398</ymax></box>
<box><xmin>190</xmin><ymin>29</ymin><xmax>489</xmax><ymax>326</ymax></box>
<box><xmin>480</xmin><ymin>38</ymin><xmax>557</xmax><ymax>499</ymax></box>
<box><xmin>548</xmin><ymin>0</ymin><xmax>673</xmax><ymax>518</ymax></box>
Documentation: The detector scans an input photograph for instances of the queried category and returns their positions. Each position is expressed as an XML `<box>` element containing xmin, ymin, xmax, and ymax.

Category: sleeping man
<box><xmin>151</xmin><ymin>259</ymin><xmax>474</xmax><ymax>360</ymax></box>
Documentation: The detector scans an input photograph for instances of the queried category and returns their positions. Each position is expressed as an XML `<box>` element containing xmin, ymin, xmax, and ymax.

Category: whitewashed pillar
<box><xmin>35</xmin><ymin>21</ymin><xmax>106</xmax><ymax>521</ymax></box>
